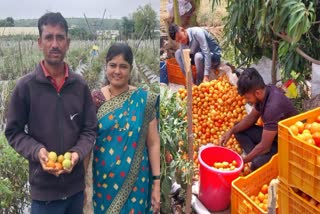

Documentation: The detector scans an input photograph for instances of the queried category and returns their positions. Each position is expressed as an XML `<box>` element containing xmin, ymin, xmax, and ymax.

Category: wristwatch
<box><xmin>152</xmin><ymin>175</ymin><xmax>160</xmax><ymax>180</ymax></box>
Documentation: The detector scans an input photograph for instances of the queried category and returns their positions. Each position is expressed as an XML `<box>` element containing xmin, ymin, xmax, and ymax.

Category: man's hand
<box><xmin>39</xmin><ymin>149</ymin><xmax>80</xmax><ymax>176</ymax></box>
<box><xmin>38</xmin><ymin>148</ymin><xmax>60</xmax><ymax>177</ymax></box>
<box><xmin>38</xmin><ymin>147</ymin><xmax>48</xmax><ymax>164</ymax></box>
<box><xmin>57</xmin><ymin>152</ymin><xmax>79</xmax><ymax>175</ymax></box>
<box><xmin>203</xmin><ymin>75</ymin><xmax>210</xmax><ymax>82</ymax></box>
<box><xmin>242</xmin><ymin>156</ymin><xmax>249</xmax><ymax>163</ymax></box>
<box><xmin>220</xmin><ymin>129</ymin><xmax>233</xmax><ymax>146</ymax></box>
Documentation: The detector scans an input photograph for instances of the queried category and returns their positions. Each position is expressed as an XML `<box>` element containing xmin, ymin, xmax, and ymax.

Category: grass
<box><xmin>0</xmin><ymin>27</ymin><xmax>38</xmax><ymax>36</ymax></box>
<box><xmin>197</xmin><ymin>0</ymin><xmax>228</xmax><ymax>27</ymax></box>
<box><xmin>160</xmin><ymin>0</ymin><xmax>228</xmax><ymax>28</ymax></box>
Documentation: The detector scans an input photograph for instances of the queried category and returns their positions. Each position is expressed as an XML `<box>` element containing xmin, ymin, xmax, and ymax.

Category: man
<box><xmin>168</xmin><ymin>23</ymin><xmax>221</xmax><ymax>85</ymax></box>
<box><xmin>91</xmin><ymin>44</ymin><xmax>99</xmax><ymax>56</ymax></box>
<box><xmin>5</xmin><ymin>12</ymin><xmax>97</xmax><ymax>213</ymax></box>
<box><xmin>166</xmin><ymin>0</ymin><xmax>195</xmax><ymax>28</ymax></box>
<box><xmin>220</xmin><ymin>68</ymin><xmax>297</xmax><ymax>171</ymax></box>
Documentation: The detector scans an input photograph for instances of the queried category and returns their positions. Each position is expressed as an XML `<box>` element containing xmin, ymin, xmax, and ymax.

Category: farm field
<box><xmin>0</xmin><ymin>27</ymin><xmax>38</xmax><ymax>35</ymax></box>
<box><xmin>0</xmin><ymin>37</ymin><xmax>159</xmax><ymax>213</ymax></box>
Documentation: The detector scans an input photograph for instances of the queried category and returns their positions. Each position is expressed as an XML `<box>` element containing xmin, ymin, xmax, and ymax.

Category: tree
<box><xmin>5</xmin><ymin>17</ymin><xmax>14</xmax><ymax>27</ymax></box>
<box><xmin>121</xmin><ymin>16</ymin><xmax>134</xmax><ymax>40</ymax></box>
<box><xmin>132</xmin><ymin>4</ymin><xmax>158</xmax><ymax>40</ymax></box>
<box><xmin>69</xmin><ymin>27</ymin><xmax>96</xmax><ymax>40</ymax></box>
<box><xmin>113</xmin><ymin>22</ymin><xmax>122</xmax><ymax>40</ymax></box>
<box><xmin>0</xmin><ymin>17</ymin><xmax>14</xmax><ymax>27</ymax></box>
<box><xmin>212</xmin><ymin>0</ymin><xmax>320</xmax><ymax>83</ymax></box>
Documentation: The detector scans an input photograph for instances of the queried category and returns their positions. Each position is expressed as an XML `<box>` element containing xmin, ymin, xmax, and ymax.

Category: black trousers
<box><xmin>234</xmin><ymin>125</ymin><xmax>278</xmax><ymax>171</ymax></box>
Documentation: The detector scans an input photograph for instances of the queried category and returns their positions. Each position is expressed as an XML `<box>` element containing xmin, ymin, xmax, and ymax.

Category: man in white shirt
<box><xmin>169</xmin><ymin>23</ymin><xmax>222</xmax><ymax>85</ymax></box>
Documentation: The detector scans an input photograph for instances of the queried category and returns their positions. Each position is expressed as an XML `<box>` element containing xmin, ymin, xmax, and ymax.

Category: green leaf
<box><xmin>282</xmin><ymin>0</ymin><xmax>299</xmax><ymax>9</ymax></box>
<box><xmin>290</xmin><ymin>5</ymin><xmax>306</xmax><ymax>15</ymax></box>
<box><xmin>287</xmin><ymin>11</ymin><xmax>305</xmax><ymax>34</ymax></box>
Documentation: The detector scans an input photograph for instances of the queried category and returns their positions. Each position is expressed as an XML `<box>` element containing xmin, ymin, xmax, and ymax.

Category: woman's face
<box><xmin>106</xmin><ymin>54</ymin><xmax>131</xmax><ymax>88</ymax></box>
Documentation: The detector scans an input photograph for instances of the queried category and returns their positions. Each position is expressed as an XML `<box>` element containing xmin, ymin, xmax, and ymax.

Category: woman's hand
<box><xmin>151</xmin><ymin>180</ymin><xmax>160</xmax><ymax>213</ymax></box>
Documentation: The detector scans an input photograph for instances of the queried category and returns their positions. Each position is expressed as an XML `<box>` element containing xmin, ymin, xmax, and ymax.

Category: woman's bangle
<box><xmin>152</xmin><ymin>175</ymin><xmax>160</xmax><ymax>180</ymax></box>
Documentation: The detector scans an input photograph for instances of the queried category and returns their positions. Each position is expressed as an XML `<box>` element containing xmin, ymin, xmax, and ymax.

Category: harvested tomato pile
<box><xmin>249</xmin><ymin>183</ymin><xmax>270</xmax><ymax>212</ymax></box>
<box><xmin>177</xmin><ymin>75</ymin><xmax>248</xmax><ymax>170</ymax></box>
<box><xmin>289</xmin><ymin>119</ymin><xmax>320</xmax><ymax>147</ymax></box>
<box><xmin>212</xmin><ymin>160</ymin><xmax>238</xmax><ymax>171</ymax></box>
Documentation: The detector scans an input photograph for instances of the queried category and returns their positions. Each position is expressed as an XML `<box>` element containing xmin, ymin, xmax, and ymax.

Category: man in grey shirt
<box><xmin>169</xmin><ymin>23</ymin><xmax>221</xmax><ymax>85</ymax></box>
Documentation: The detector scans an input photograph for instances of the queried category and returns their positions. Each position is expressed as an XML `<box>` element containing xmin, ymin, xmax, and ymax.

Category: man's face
<box><xmin>38</xmin><ymin>24</ymin><xmax>70</xmax><ymax>65</ymax></box>
<box><xmin>243</xmin><ymin>90</ymin><xmax>260</xmax><ymax>106</ymax></box>
<box><xmin>175</xmin><ymin>28</ymin><xmax>188</xmax><ymax>45</ymax></box>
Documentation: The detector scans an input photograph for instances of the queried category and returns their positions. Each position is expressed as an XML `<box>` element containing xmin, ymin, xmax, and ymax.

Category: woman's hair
<box><xmin>106</xmin><ymin>42</ymin><xmax>133</xmax><ymax>67</ymax></box>
<box><xmin>237</xmin><ymin>67</ymin><xmax>266</xmax><ymax>96</ymax></box>
<box><xmin>38</xmin><ymin>12</ymin><xmax>68</xmax><ymax>37</ymax></box>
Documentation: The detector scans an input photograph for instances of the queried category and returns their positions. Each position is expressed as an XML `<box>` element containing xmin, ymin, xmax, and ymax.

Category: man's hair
<box><xmin>168</xmin><ymin>23</ymin><xmax>180</xmax><ymax>40</ymax></box>
<box><xmin>38</xmin><ymin>12</ymin><xmax>68</xmax><ymax>37</ymax></box>
<box><xmin>237</xmin><ymin>67</ymin><xmax>266</xmax><ymax>96</ymax></box>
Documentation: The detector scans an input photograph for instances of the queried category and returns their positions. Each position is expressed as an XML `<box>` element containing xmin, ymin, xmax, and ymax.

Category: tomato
<box><xmin>312</xmin><ymin>132</ymin><xmax>320</xmax><ymax>147</ymax></box>
<box><xmin>165</xmin><ymin>151</ymin><xmax>173</xmax><ymax>164</ymax></box>
<box><xmin>178</xmin><ymin>74</ymin><xmax>248</xmax><ymax>169</ymax></box>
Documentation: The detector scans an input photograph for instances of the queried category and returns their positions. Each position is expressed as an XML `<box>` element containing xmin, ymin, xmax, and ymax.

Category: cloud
<box><xmin>0</xmin><ymin>0</ymin><xmax>160</xmax><ymax>19</ymax></box>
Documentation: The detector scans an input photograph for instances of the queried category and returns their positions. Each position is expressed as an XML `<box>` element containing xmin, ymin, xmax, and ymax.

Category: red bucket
<box><xmin>198</xmin><ymin>146</ymin><xmax>243</xmax><ymax>211</ymax></box>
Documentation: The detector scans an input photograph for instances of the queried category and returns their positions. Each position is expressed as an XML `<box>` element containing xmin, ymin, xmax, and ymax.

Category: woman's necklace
<box><xmin>108</xmin><ymin>85</ymin><xmax>130</xmax><ymax>98</ymax></box>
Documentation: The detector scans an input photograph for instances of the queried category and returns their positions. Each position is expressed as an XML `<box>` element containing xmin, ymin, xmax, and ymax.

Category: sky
<box><xmin>0</xmin><ymin>0</ymin><xmax>160</xmax><ymax>19</ymax></box>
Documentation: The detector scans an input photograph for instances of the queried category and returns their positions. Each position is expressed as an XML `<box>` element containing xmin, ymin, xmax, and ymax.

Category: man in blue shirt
<box><xmin>168</xmin><ymin>23</ymin><xmax>221</xmax><ymax>85</ymax></box>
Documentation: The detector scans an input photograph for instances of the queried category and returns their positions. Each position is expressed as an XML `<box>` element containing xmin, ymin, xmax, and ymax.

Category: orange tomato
<box><xmin>304</xmin><ymin>123</ymin><xmax>312</xmax><ymax>130</ymax></box>
<box><xmin>46</xmin><ymin>160</ymin><xmax>55</xmax><ymax>168</ymax></box>
<box><xmin>310</xmin><ymin>122</ymin><xmax>320</xmax><ymax>134</ymax></box>
<box><xmin>54</xmin><ymin>162</ymin><xmax>63</xmax><ymax>170</ymax></box>
<box><xmin>257</xmin><ymin>192</ymin><xmax>265</xmax><ymax>203</ymax></box>
<box><xmin>289</xmin><ymin>125</ymin><xmax>299</xmax><ymax>136</ymax></box>
<box><xmin>312</xmin><ymin>132</ymin><xmax>320</xmax><ymax>147</ymax></box>
<box><xmin>212</xmin><ymin>160</ymin><xmax>238</xmax><ymax>171</ymax></box>
<box><xmin>165</xmin><ymin>151</ymin><xmax>173</xmax><ymax>164</ymax></box>
<box><xmin>295</xmin><ymin>121</ymin><xmax>305</xmax><ymax>133</ymax></box>
<box><xmin>307</xmin><ymin>138</ymin><xmax>316</xmax><ymax>145</ymax></box>
<box><xmin>178</xmin><ymin>141</ymin><xmax>184</xmax><ymax>147</ymax></box>
<box><xmin>262</xmin><ymin>203</ymin><xmax>268</xmax><ymax>212</ymax></box>
<box><xmin>261</xmin><ymin>184</ymin><xmax>269</xmax><ymax>194</ymax></box>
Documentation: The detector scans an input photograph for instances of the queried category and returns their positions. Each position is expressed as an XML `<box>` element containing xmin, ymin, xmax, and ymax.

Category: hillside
<box><xmin>13</xmin><ymin>18</ymin><xmax>122</xmax><ymax>30</ymax></box>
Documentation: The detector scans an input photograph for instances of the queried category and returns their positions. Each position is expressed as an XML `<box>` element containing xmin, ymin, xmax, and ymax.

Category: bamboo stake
<box><xmin>182</xmin><ymin>49</ymin><xmax>194</xmax><ymax>214</ymax></box>
<box><xmin>271</xmin><ymin>40</ymin><xmax>278</xmax><ymax>84</ymax></box>
<box><xmin>18</xmin><ymin>40</ymin><xmax>23</xmax><ymax>75</ymax></box>
<box><xmin>173</xmin><ymin>0</ymin><xmax>181</xmax><ymax>26</ymax></box>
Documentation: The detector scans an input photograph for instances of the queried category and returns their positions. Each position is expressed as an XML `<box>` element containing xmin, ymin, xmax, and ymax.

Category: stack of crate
<box><xmin>278</xmin><ymin>107</ymin><xmax>320</xmax><ymax>213</ymax></box>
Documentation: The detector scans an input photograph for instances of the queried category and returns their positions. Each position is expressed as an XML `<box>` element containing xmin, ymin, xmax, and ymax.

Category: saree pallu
<box><xmin>92</xmin><ymin>88</ymin><xmax>158</xmax><ymax>214</ymax></box>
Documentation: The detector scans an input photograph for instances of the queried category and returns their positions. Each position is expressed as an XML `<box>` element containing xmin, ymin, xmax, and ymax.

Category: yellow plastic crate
<box><xmin>278</xmin><ymin>107</ymin><xmax>320</xmax><ymax>202</ymax></box>
<box><xmin>231</xmin><ymin>154</ymin><xmax>278</xmax><ymax>214</ymax></box>
<box><xmin>278</xmin><ymin>179</ymin><xmax>320</xmax><ymax>214</ymax></box>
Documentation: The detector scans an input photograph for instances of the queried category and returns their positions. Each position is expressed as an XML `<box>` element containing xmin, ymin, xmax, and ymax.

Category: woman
<box><xmin>85</xmin><ymin>43</ymin><xmax>160</xmax><ymax>214</ymax></box>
